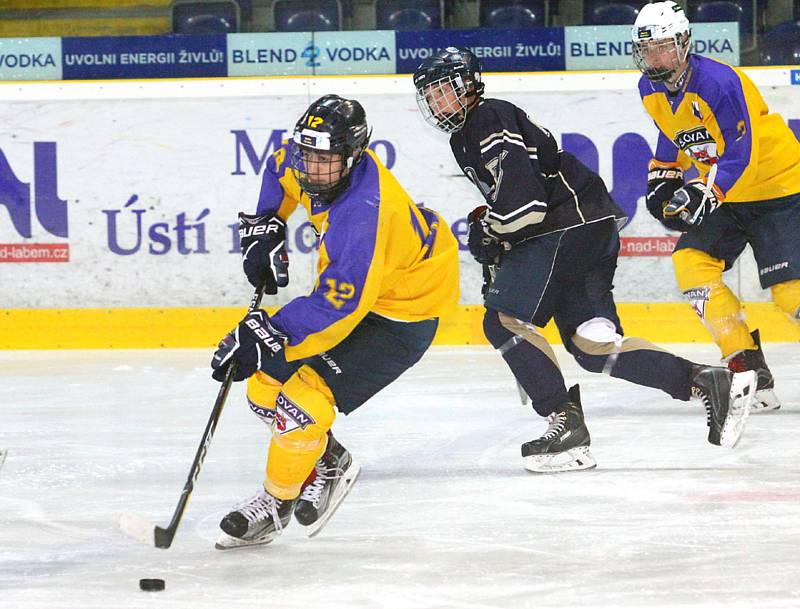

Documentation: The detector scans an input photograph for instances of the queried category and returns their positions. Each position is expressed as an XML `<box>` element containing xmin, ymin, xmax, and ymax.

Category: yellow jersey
<box><xmin>254</xmin><ymin>142</ymin><xmax>460</xmax><ymax>361</ymax></box>
<box><xmin>639</xmin><ymin>55</ymin><xmax>800</xmax><ymax>202</ymax></box>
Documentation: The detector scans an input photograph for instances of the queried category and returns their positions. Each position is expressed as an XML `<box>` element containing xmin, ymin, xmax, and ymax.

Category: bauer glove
<box><xmin>662</xmin><ymin>177</ymin><xmax>723</xmax><ymax>232</ymax></box>
<box><xmin>646</xmin><ymin>159</ymin><xmax>684</xmax><ymax>221</ymax></box>
<box><xmin>239</xmin><ymin>212</ymin><xmax>289</xmax><ymax>293</ymax></box>
<box><xmin>467</xmin><ymin>206</ymin><xmax>503</xmax><ymax>265</ymax></box>
<box><xmin>211</xmin><ymin>310</ymin><xmax>286</xmax><ymax>382</ymax></box>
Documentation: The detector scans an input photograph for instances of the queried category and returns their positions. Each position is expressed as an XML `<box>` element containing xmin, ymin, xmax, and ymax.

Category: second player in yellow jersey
<box><xmin>633</xmin><ymin>0</ymin><xmax>800</xmax><ymax>411</ymax></box>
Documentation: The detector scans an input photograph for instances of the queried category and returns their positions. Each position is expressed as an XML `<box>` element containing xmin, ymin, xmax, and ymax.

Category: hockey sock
<box><xmin>246</xmin><ymin>371</ymin><xmax>283</xmax><ymax>425</ymax></box>
<box><xmin>673</xmin><ymin>248</ymin><xmax>755</xmax><ymax>358</ymax></box>
<box><xmin>570</xmin><ymin>318</ymin><xmax>696</xmax><ymax>401</ymax></box>
<box><xmin>771</xmin><ymin>279</ymin><xmax>800</xmax><ymax>324</ymax></box>
<box><xmin>266</xmin><ymin>365</ymin><xmax>335</xmax><ymax>501</ymax></box>
<box><xmin>484</xmin><ymin>310</ymin><xmax>568</xmax><ymax>417</ymax></box>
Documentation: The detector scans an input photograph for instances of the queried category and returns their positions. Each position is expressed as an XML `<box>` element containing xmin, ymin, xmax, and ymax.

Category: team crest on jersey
<box><xmin>674</xmin><ymin>126</ymin><xmax>717</xmax><ymax>165</ymax></box>
<box><xmin>274</xmin><ymin>393</ymin><xmax>316</xmax><ymax>435</ymax></box>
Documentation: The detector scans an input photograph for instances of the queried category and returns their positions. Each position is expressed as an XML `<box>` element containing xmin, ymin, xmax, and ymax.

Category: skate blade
<box><xmin>306</xmin><ymin>460</ymin><xmax>361</xmax><ymax>539</ymax></box>
<box><xmin>751</xmin><ymin>388</ymin><xmax>781</xmax><ymax>412</ymax></box>
<box><xmin>524</xmin><ymin>445</ymin><xmax>597</xmax><ymax>473</ymax></box>
<box><xmin>720</xmin><ymin>370</ymin><xmax>756</xmax><ymax>448</ymax></box>
<box><xmin>214</xmin><ymin>530</ymin><xmax>279</xmax><ymax>550</ymax></box>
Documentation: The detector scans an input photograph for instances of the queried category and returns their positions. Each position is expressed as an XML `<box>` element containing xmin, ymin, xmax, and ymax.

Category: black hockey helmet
<box><xmin>413</xmin><ymin>47</ymin><xmax>485</xmax><ymax>134</ymax></box>
<box><xmin>291</xmin><ymin>94</ymin><xmax>372</xmax><ymax>201</ymax></box>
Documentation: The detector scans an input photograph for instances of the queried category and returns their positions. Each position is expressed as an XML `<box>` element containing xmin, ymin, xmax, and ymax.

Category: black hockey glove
<box><xmin>662</xmin><ymin>178</ymin><xmax>723</xmax><ymax>232</ymax></box>
<box><xmin>239</xmin><ymin>212</ymin><xmax>289</xmax><ymax>293</ymax></box>
<box><xmin>211</xmin><ymin>310</ymin><xmax>286</xmax><ymax>382</ymax></box>
<box><xmin>645</xmin><ymin>159</ymin><xmax>684</xmax><ymax>221</ymax></box>
<box><xmin>467</xmin><ymin>206</ymin><xmax>503</xmax><ymax>265</ymax></box>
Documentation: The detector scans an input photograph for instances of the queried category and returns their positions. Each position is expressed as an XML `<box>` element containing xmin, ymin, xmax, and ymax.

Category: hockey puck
<box><xmin>139</xmin><ymin>578</ymin><xmax>165</xmax><ymax>592</ymax></box>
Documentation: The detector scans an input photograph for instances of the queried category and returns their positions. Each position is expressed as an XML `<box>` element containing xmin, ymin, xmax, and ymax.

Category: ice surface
<box><xmin>1</xmin><ymin>345</ymin><xmax>799</xmax><ymax>609</ymax></box>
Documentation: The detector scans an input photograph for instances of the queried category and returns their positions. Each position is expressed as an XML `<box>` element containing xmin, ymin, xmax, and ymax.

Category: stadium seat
<box><xmin>273</xmin><ymin>0</ymin><xmax>342</xmax><ymax>32</ymax></box>
<box><xmin>375</xmin><ymin>0</ymin><xmax>444</xmax><ymax>30</ymax></box>
<box><xmin>173</xmin><ymin>0</ymin><xmax>240</xmax><ymax>34</ymax></box>
<box><xmin>759</xmin><ymin>20</ymin><xmax>800</xmax><ymax>65</ymax></box>
<box><xmin>585</xmin><ymin>1</ymin><xmax>640</xmax><ymax>26</ymax></box>
<box><xmin>479</xmin><ymin>0</ymin><xmax>545</xmax><ymax>28</ymax></box>
<box><xmin>688</xmin><ymin>0</ymin><xmax>755</xmax><ymax>50</ymax></box>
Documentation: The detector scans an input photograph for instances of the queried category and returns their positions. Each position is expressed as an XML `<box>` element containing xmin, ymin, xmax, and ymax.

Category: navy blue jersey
<box><xmin>449</xmin><ymin>98</ymin><xmax>625</xmax><ymax>244</ymax></box>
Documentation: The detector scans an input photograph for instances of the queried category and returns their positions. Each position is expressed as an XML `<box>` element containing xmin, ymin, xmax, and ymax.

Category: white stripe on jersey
<box><xmin>558</xmin><ymin>171</ymin><xmax>586</xmax><ymax>223</ymax></box>
<box><xmin>486</xmin><ymin>200</ymin><xmax>548</xmax><ymax>234</ymax></box>
<box><xmin>480</xmin><ymin>130</ymin><xmax>526</xmax><ymax>154</ymax></box>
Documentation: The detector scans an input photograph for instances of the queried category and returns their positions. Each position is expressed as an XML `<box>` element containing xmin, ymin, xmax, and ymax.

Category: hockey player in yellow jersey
<box><xmin>209</xmin><ymin>95</ymin><xmax>459</xmax><ymax>548</ymax></box>
<box><xmin>633</xmin><ymin>0</ymin><xmax>800</xmax><ymax>411</ymax></box>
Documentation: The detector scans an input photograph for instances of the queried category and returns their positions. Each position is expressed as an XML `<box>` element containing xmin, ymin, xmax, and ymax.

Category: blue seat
<box><xmin>480</xmin><ymin>0</ymin><xmax>545</xmax><ymax>28</ymax></box>
<box><xmin>759</xmin><ymin>20</ymin><xmax>800</xmax><ymax>65</ymax></box>
<box><xmin>273</xmin><ymin>0</ymin><xmax>341</xmax><ymax>32</ymax></box>
<box><xmin>688</xmin><ymin>0</ymin><xmax>755</xmax><ymax>49</ymax></box>
<box><xmin>376</xmin><ymin>0</ymin><xmax>443</xmax><ymax>30</ymax></box>
<box><xmin>173</xmin><ymin>0</ymin><xmax>239</xmax><ymax>34</ymax></box>
<box><xmin>585</xmin><ymin>2</ymin><xmax>640</xmax><ymax>26</ymax></box>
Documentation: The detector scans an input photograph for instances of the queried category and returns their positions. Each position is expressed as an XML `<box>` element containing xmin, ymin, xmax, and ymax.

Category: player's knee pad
<box><xmin>246</xmin><ymin>371</ymin><xmax>282</xmax><ymax>426</ymax></box>
<box><xmin>570</xmin><ymin>317</ymin><xmax>622</xmax><ymax>374</ymax></box>
<box><xmin>771</xmin><ymin>280</ymin><xmax>800</xmax><ymax>322</ymax></box>
<box><xmin>266</xmin><ymin>365</ymin><xmax>336</xmax><ymax>500</ymax></box>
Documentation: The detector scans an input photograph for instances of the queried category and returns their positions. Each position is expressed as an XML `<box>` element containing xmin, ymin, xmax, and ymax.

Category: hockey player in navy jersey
<box><xmin>413</xmin><ymin>47</ymin><xmax>757</xmax><ymax>473</ymax></box>
<box><xmin>632</xmin><ymin>1</ymin><xmax>800</xmax><ymax>411</ymax></box>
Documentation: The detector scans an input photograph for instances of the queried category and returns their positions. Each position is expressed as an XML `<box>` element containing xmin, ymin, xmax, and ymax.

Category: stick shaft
<box><xmin>154</xmin><ymin>283</ymin><xmax>268</xmax><ymax>549</ymax></box>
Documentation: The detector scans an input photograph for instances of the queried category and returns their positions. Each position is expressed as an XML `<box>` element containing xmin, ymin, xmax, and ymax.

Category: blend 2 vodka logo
<box><xmin>0</xmin><ymin>142</ymin><xmax>69</xmax><ymax>263</ymax></box>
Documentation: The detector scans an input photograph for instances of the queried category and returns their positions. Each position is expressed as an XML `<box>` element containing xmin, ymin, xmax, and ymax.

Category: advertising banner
<box><xmin>0</xmin><ymin>37</ymin><xmax>62</xmax><ymax>81</ymax></box>
<box><xmin>1</xmin><ymin>71</ymin><xmax>797</xmax><ymax>310</ymax></box>
<box><xmin>61</xmin><ymin>34</ymin><xmax>227</xmax><ymax>80</ymax></box>
<box><xmin>227</xmin><ymin>31</ymin><xmax>395</xmax><ymax>77</ymax></box>
<box><xmin>395</xmin><ymin>28</ymin><xmax>565</xmax><ymax>74</ymax></box>
<box><xmin>565</xmin><ymin>22</ymin><xmax>740</xmax><ymax>70</ymax></box>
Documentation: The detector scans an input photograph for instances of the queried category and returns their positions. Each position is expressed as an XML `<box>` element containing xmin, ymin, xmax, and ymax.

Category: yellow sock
<box><xmin>673</xmin><ymin>248</ymin><xmax>755</xmax><ymax>358</ymax></box>
<box><xmin>266</xmin><ymin>366</ymin><xmax>336</xmax><ymax>500</ymax></box>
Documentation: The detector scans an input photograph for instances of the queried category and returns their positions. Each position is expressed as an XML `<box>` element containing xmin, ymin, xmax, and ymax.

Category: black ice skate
<box><xmin>691</xmin><ymin>365</ymin><xmax>756</xmax><ymax>448</ymax></box>
<box><xmin>727</xmin><ymin>329</ymin><xmax>781</xmax><ymax>412</ymax></box>
<box><xmin>295</xmin><ymin>433</ymin><xmax>361</xmax><ymax>538</ymax></box>
<box><xmin>215</xmin><ymin>488</ymin><xmax>296</xmax><ymax>550</ymax></box>
<box><xmin>521</xmin><ymin>384</ymin><xmax>596</xmax><ymax>473</ymax></box>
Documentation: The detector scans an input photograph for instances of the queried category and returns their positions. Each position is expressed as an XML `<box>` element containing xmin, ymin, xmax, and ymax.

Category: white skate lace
<box><xmin>300</xmin><ymin>461</ymin><xmax>346</xmax><ymax>507</ymax></box>
<box><xmin>235</xmin><ymin>490</ymin><xmax>284</xmax><ymax>533</ymax></box>
<box><xmin>692</xmin><ymin>386</ymin><xmax>713</xmax><ymax>426</ymax></box>
<box><xmin>541</xmin><ymin>411</ymin><xmax>567</xmax><ymax>440</ymax></box>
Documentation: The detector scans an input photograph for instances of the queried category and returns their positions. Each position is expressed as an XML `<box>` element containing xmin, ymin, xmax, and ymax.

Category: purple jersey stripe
<box><xmin>271</xmin><ymin>156</ymin><xmax>381</xmax><ymax>347</ymax></box>
<box><xmin>692</xmin><ymin>57</ymin><xmax>752</xmax><ymax>195</ymax></box>
<box><xmin>256</xmin><ymin>141</ymin><xmax>292</xmax><ymax>215</ymax></box>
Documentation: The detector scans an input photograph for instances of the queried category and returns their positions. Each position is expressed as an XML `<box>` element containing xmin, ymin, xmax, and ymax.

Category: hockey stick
<box><xmin>680</xmin><ymin>162</ymin><xmax>719</xmax><ymax>225</ymax></box>
<box><xmin>120</xmin><ymin>277</ymin><xmax>272</xmax><ymax>549</ymax></box>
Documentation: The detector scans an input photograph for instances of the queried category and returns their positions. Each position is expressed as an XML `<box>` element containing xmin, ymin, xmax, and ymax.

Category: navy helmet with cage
<box><xmin>291</xmin><ymin>94</ymin><xmax>372</xmax><ymax>201</ymax></box>
<box><xmin>413</xmin><ymin>47</ymin><xmax>485</xmax><ymax>134</ymax></box>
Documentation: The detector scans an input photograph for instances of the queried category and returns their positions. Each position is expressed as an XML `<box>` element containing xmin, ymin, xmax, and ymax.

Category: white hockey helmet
<box><xmin>631</xmin><ymin>1</ymin><xmax>692</xmax><ymax>84</ymax></box>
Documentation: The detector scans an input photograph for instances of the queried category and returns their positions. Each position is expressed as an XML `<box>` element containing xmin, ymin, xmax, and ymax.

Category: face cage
<box><xmin>415</xmin><ymin>74</ymin><xmax>471</xmax><ymax>134</ymax></box>
<box><xmin>633</xmin><ymin>34</ymin><xmax>690</xmax><ymax>84</ymax></box>
<box><xmin>290</xmin><ymin>142</ymin><xmax>351</xmax><ymax>200</ymax></box>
